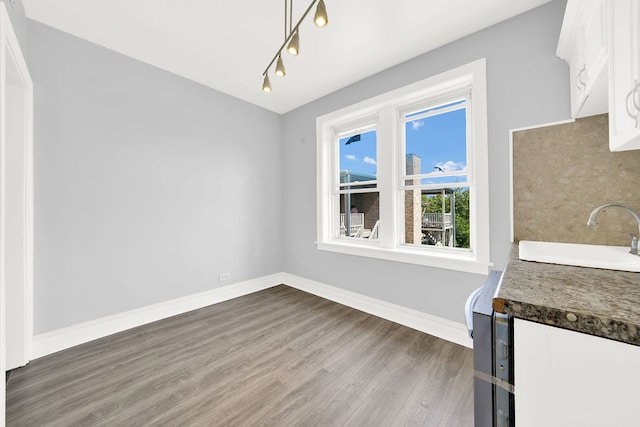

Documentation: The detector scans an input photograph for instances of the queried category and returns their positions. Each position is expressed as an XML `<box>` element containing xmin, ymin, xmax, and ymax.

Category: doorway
<box><xmin>0</xmin><ymin>2</ymin><xmax>34</xmax><ymax>421</ymax></box>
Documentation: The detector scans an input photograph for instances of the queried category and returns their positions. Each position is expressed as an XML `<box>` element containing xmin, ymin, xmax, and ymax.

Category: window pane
<box><xmin>338</xmin><ymin>192</ymin><xmax>380</xmax><ymax>239</ymax></box>
<box><xmin>339</xmin><ymin>130</ymin><xmax>377</xmax><ymax>184</ymax></box>
<box><xmin>403</xmin><ymin>187</ymin><xmax>470</xmax><ymax>249</ymax></box>
<box><xmin>405</xmin><ymin>108</ymin><xmax>467</xmax><ymax>176</ymax></box>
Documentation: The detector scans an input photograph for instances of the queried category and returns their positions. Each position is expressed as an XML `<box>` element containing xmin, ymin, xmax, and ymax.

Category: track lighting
<box><xmin>262</xmin><ymin>74</ymin><xmax>272</xmax><ymax>92</ymax></box>
<box><xmin>314</xmin><ymin>0</ymin><xmax>328</xmax><ymax>27</ymax></box>
<box><xmin>275</xmin><ymin>55</ymin><xmax>286</xmax><ymax>77</ymax></box>
<box><xmin>287</xmin><ymin>29</ymin><xmax>300</xmax><ymax>56</ymax></box>
<box><xmin>261</xmin><ymin>0</ymin><xmax>329</xmax><ymax>93</ymax></box>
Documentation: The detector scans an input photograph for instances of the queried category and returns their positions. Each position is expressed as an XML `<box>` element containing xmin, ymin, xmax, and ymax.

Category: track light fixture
<box><xmin>287</xmin><ymin>29</ymin><xmax>300</xmax><ymax>56</ymax></box>
<box><xmin>314</xmin><ymin>0</ymin><xmax>328</xmax><ymax>27</ymax></box>
<box><xmin>262</xmin><ymin>74</ymin><xmax>272</xmax><ymax>92</ymax></box>
<box><xmin>261</xmin><ymin>0</ymin><xmax>329</xmax><ymax>93</ymax></box>
<box><xmin>275</xmin><ymin>55</ymin><xmax>286</xmax><ymax>77</ymax></box>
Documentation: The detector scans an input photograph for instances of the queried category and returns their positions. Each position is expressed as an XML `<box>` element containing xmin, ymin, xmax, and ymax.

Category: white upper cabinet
<box><xmin>557</xmin><ymin>0</ymin><xmax>608</xmax><ymax>119</ymax></box>
<box><xmin>558</xmin><ymin>0</ymin><xmax>640</xmax><ymax>151</ymax></box>
<box><xmin>608</xmin><ymin>0</ymin><xmax>640</xmax><ymax>151</ymax></box>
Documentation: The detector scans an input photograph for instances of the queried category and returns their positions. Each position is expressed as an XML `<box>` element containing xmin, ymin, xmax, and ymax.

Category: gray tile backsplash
<box><xmin>513</xmin><ymin>114</ymin><xmax>640</xmax><ymax>246</ymax></box>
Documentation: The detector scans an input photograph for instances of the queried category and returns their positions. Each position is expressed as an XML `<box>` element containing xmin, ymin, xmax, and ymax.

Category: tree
<box><xmin>453</xmin><ymin>188</ymin><xmax>470</xmax><ymax>248</ymax></box>
<box><xmin>421</xmin><ymin>188</ymin><xmax>470</xmax><ymax>248</ymax></box>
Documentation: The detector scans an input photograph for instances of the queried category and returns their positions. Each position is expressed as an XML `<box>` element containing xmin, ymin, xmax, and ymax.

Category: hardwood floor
<box><xmin>6</xmin><ymin>285</ymin><xmax>473</xmax><ymax>426</ymax></box>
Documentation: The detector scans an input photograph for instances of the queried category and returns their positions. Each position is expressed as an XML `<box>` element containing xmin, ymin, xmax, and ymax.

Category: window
<box><xmin>338</xmin><ymin>128</ymin><xmax>380</xmax><ymax>240</ymax></box>
<box><xmin>402</xmin><ymin>99</ymin><xmax>469</xmax><ymax>249</ymax></box>
<box><xmin>316</xmin><ymin>59</ymin><xmax>490</xmax><ymax>274</ymax></box>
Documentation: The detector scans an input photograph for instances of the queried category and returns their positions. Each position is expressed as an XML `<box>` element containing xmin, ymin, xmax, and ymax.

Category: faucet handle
<box><xmin>628</xmin><ymin>234</ymin><xmax>639</xmax><ymax>255</ymax></box>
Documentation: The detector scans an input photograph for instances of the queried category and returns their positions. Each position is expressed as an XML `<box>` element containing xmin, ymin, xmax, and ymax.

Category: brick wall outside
<box><xmin>405</xmin><ymin>154</ymin><xmax>422</xmax><ymax>244</ymax></box>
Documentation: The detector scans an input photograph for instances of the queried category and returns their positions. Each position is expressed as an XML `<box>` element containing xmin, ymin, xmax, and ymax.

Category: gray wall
<box><xmin>28</xmin><ymin>1</ymin><xmax>571</xmax><ymax>334</ymax></box>
<box><xmin>2</xmin><ymin>0</ymin><xmax>27</xmax><ymax>54</ymax></box>
<box><xmin>281</xmin><ymin>0</ymin><xmax>571</xmax><ymax>323</ymax></box>
<box><xmin>29</xmin><ymin>21</ymin><xmax>284</xmax><ymax>334</ymax></box>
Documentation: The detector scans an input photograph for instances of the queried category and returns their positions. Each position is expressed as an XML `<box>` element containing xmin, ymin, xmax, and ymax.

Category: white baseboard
<box><xmin>281</xmin><ymin>273</ymin><xmax>472</xmax><ymax>348</ymax></box>
<box><xmin>32</xmin><ymin>274</ymin><xmax>283</xmax><ymax>359</ymax></box>
<box><xmin>32</xmin><ymin>271</ymin><xmax>471</xmax><ymax>360</ymax></box>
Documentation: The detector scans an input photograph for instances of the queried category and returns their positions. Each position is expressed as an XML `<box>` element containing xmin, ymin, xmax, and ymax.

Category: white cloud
<box><xmin>363</xmin><ymin>156</ymin><xmax>377</xmax><ymax>165</ymax></box>
<box><xmin>411</xmin><ymin>120</ymin><xmax>424</xmax><ymax>130</ymax></box>
<box><xmin>345</xmin><ymin>154</ymin><xmax>356</xmax><ymax>160</ymax></box>
<box><xmin>435</xmin><ymin>160</ymin><xmax>465</xmax><ymax>172</ymax></box>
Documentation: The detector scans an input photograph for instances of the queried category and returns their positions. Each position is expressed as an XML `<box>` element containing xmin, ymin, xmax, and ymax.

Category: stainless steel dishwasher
<box><xmin>465</xmin><ymin>270</ymin><xmax>514</xmax><ymax>427</ymax></box>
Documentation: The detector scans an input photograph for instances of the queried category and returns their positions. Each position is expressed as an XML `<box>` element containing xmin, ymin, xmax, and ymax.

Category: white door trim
<box><xmin>1</xmin><ymin>1</ymin><xmax>33</xmax><ymax>423</ymax></box>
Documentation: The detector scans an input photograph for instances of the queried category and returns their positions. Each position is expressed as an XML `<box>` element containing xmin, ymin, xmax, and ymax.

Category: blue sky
<box><xmin>339</xmin><ymin>130</ymin><xmax>378</xmax><ymax>177</ymax></box>
<box><xmin>406</xmin><ymin>108</ymin><xmax>467</xmax><ymax>174</ymax></box>
<box><xmin>339</xmin><ymin>107</ymin><xmax>467</xmax><ymax>178</ymax></box>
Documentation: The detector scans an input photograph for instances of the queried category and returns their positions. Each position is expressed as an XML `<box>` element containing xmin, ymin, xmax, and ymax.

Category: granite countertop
<box><xmin>493</xmin><ymin>244</ymin><xmax>640</xmax><ymax>346</ymax></box>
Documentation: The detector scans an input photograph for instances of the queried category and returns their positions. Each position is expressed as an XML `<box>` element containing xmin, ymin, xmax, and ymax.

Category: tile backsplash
<box><xmin>513</xmin><ymin>114</ymin><xmax>640</xmax><ymax>246</ymax></box>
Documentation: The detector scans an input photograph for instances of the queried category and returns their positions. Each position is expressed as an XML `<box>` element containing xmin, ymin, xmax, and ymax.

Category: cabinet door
<box><xmin>569</xmin><ymin>45</ymin><xmax>587</xmax><ymax>118</ymax></box>
<box><xmin>609</xmin><ymin>0</ymin><xmax>640</xmax><ymax>151</ymax></box>
<box><xmin>582</xmin><ymin>0</ymin><xmax>607</xmax><ymax>87</ymax></box>
<box><xmin>559</xmin><ymin>0</ymin><xmax>608</xmax><ymax>119</ymax></box>
<box><xmin>514</xmin><ymin>319</ymin><xmax>640</xmax><ymax>427</ymax></box>
<box><xmin>578</xmin><ymin>0</ymin><xmax>609</xmax><ymax>118</ymax></box>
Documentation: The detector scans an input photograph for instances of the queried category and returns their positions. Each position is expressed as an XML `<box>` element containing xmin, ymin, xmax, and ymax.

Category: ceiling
<box><xmin>22</xmin><ymin>0</ymin><xmax>552</xmax><ymax>114</ymax></box>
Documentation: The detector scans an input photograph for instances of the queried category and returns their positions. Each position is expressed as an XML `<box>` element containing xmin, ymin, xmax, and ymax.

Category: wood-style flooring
<box><xmin>6</xmin><ymin>285</ymin><xmax>473</xmax><ymax>426</ymax></box>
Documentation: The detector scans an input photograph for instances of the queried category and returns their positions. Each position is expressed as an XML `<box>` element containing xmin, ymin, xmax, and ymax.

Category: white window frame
<box><xmin>316</xmin><ymin>59</ymin><xmax>490</xmax><ymax>275</ymax></box>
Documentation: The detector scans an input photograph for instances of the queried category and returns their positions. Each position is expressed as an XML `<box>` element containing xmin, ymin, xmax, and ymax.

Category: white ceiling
<box><xmin>22</xmin><ymin>0</ymin><xmax>552</xmax><ymax>114</ymax></box>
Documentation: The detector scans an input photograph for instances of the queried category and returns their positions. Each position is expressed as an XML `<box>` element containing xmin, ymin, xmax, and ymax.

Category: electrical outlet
<box><xmin>219</xmin><ymin>272</ymin><xmax>231</xmax><ymax>282</ymax></box>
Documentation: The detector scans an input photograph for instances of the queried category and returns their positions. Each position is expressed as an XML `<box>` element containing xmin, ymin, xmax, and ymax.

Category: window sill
<box><xmin>316</xmin><ymin>240</ymin><xmax>491</xmax><ymax>275</ymax></box>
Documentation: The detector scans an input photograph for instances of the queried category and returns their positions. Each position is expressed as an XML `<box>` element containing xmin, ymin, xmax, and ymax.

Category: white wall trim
<box><xmin>282</xmin><ymin>273</ymin><xmax>472</xmax><ymax>348</ymax></box>
<box><xmin>32</xmin><ymin>271</ymin><xmax>471</xmax><ymax>360</ymax></box>
<box><xmin>32</xmin><ymin>274</ymin><xmax>283</xmax><ymax>359</ymax></box>
<box><xmin>1</xmin><ymin>2</ymin><xmax>33</xmax><ymax>423</ymax></box>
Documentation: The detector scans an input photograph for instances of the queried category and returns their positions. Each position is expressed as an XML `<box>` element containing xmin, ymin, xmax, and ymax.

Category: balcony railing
<box><xmin>422</xmin><ymin>212</ymin><xmax>453</xmax><ymax>228</ymax></box>
<box><xmin>339</xmin><ymin>213</ymin><xmax>364</xmax><ymax>237</ymax></box>
<box><xmin>340</xmin><ymin>213</ymin><xmax>364</xmax><ymax>228</ymax></box>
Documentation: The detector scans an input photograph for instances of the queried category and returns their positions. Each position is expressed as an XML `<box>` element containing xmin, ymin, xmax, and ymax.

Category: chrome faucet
<box><xmin>587</xmin><ymin>203</ymin><xmax>640</xmax><ymax>255</ymax></box>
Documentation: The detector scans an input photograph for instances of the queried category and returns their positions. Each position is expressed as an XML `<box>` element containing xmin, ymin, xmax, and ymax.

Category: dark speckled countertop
<box><xmin>494</xmin><ymin>244</ymin><xmax>640</xmax><ymax>346</ymax></box>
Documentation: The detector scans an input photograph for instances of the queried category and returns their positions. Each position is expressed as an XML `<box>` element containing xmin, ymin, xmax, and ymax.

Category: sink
<box><xmin>519</xmin><ymin>240</ymin><xmax>640</xmax><ymax>272</ymax></box>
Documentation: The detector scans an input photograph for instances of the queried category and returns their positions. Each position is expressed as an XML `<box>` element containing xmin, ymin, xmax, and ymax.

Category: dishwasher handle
<box><xmin>465</xmin><ymin>287</ymin><xmax>484</xmax><ymax>339</ymax></box>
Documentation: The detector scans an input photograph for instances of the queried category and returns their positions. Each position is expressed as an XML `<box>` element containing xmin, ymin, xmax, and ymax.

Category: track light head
<box><xmin>275</xmin><ymin>55</ymin><xmax>286</xmax><ymax>77</ymax></box>
<box><xmin>287</xmin><ymin>30</ymin><xmax>299</xmax><ymax>56</ymax></box>
<box><xmin>314</xmin><ymin>0</ymin><xmax>328</xmax><ymax>27</ymax></box>
<box><xmin>262</xmin><ymin>74</ymin><xmax>272</xmax><ymax>92</ymax></box>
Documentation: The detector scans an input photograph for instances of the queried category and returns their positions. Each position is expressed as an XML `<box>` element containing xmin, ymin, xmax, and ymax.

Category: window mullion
<box><xmin>377</xmin><ymin>105</ymin><xmax>396</xmax><ymax>249</ymax></box>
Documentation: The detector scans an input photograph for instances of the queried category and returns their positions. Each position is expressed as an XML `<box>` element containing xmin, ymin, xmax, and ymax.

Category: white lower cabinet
<box><xmin>514</xmin><ymin>318</ymin><xmax>640</xmax><ymax>427</ymax></box>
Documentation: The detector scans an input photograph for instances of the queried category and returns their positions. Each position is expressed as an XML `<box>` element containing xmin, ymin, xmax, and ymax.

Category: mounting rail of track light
<box><xmin>262</xmin><ymin>0</ymin><xmax>328</xmax><ymax>93</ymax></box>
